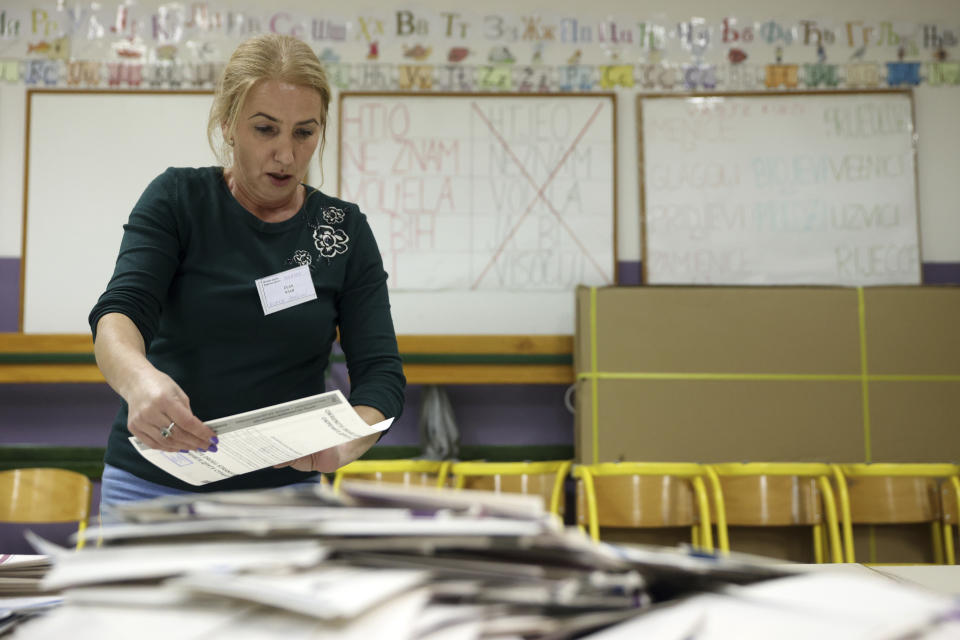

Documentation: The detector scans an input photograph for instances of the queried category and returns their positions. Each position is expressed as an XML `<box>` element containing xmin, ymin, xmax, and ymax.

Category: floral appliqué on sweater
<box><xmin>287</xmin><ymin>206</ymin><xmax>350</xmax><ymax>270</ymax></box>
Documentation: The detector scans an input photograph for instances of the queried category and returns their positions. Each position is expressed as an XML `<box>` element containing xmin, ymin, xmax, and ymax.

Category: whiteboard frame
<box><xmin>636</xmin><ymin>90</ymin><xmax>923</xmax><ymax>286</ymax></box>
<box><xmin>338</xmin><ymin>91</ymin><xmax>619</xmax><ymax>340</ymax></box>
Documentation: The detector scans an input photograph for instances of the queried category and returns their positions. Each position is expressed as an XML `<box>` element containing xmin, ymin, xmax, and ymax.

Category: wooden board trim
<box><xmin>0</xmin><ymin>333</ymin><xmax>572</xmax><ymax>355</ymax></box>
<box><xmin>0</xmin><ymin>362</ymin><xmax>574</xmax><ymax>385</ymax></box>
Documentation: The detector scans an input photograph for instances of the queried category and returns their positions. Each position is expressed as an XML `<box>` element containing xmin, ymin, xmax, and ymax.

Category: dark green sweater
<box><xmin>89</xmin><ymin>167</ymin><xmax>405</xmax><ymax>491</ymax></box>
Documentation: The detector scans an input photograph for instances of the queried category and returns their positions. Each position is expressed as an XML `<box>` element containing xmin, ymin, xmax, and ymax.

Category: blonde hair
<box><xmin>207</xmin><ymin>34</ymin><xmax>331</xmax><ymax>175</ymax></box>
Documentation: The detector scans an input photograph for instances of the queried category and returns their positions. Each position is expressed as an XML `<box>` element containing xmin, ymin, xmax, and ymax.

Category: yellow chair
<box><xmin>450</xmin><ymin>461</ymin><xmax>572</xmax><ymax>516</ymax></box>
<box><xmin>832</xmin><ymin>463</ymin><xmax>960</xmax><ymax>564</ymax></box>
<box><xmin>0</xmin><ymin>467</ymin><xmax>92</xmax><ymax>550</ymax></box>
<box><xmin>573</xmin><ymin>462</ymin><xmax>723</xmax><ymax>552</ymax></box>
<box><xmin>332</xmin><ymin>459</ymin><xmax>452</xmax><ymax>491</ymax></box>
<box><xmin>943</xmin><ymin>475</ymin><xmax>960</xmax><ymax>564</ymax></box>
<box><xmin>708</xmin><ymin>463</ymin><xmax>843</xmax><ymax>563</ymax></box>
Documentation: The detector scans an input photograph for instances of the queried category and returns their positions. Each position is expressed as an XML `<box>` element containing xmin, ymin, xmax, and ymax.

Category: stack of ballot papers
<box><xmin>9</xmin><ymin>480</ymin><xmax>960</xmax><ymax>640</ymax></box>
<box><xmin>0</xmin><ymin>556</ymin><xmax>60</xmax><ymax>636</ymax></box>
<box><xmin>0</xmin><ymin>556</ymin><xmax>50</xmax><ymax>596</ymax></box>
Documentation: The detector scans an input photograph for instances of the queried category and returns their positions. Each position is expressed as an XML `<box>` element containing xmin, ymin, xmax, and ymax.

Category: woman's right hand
<box><xmin>94</xmin><ymin>313</ymin><xmax>216</xmax><ymax>453</ymax></box>
<box><xmin>124</xmin><ymin>368</ymin><xmax>216</xmax><ymax>453</ymax></box>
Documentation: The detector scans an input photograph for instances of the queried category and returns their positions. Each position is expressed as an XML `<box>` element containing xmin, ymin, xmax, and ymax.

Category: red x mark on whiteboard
<box><xmin>469</xmin><ymin>101</ymin><xmax>613</xmax><ymax>290</ymax></box>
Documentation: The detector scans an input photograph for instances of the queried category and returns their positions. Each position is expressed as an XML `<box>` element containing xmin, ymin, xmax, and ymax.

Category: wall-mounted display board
<box><xmin>638</xmin><ymin>91</ymin><xmax>922</xmax><ymax>286</ymax></box>
<box><xmin>21</xmin><ymin>90</ymin><xmax>216</xmax><ymax>334</ymax></box>
<box><xmin>339</xmin><ymin>92</ymin><xmax>617</xmax><ymax>335</ymax></box>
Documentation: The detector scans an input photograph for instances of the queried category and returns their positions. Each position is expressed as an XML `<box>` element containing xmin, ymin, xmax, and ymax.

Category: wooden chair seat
<box><xmin>719</xmin><ymin>475</ymin><xmax>823</xmax><ymax>526</ymax></box>
<box><xmin>708</xmin><ymin>463</ymin><xmax>843</xmax><ymax>563</ymax></box>
<box><xmin>573</xmin><ymin>462</ymin><xmax>720</xmax><ymax>552</ymax></box>
<box><xmin>332</xmin><ymin>459</ymin><xmax>451</xmax><ymax>491</ymax></box>
<box><xmin>458</xmin><ymin>474</ymin><xmax>557</xmax><ymax>510</ymax></box>
<box><xmin>450</xmin><ymin>461</ymin><xmax>572</xmax><ymax>516</ymax></box>
<box><xmin>943</xmin><ymin>481</ymin><xmax>959</xmax><ymax>525</ymax></box>
<box><xmin>0</xmin><ymin>467</ymin><xmax>92</xmax><ymax>549</ymax></box>
<box><xmin>846</xmin><ymin>476</ymin><xmax>940</xmax><ymax>524</ymax></box>
<box><xmin>575</xmin><ymin>474</ymin><xmax>698</xmax><ymax>528</ymax></box>
<box><xmin>834</xmin><ymin>463</ymin><xmax>960</xmax><ymax>564</ymax></box>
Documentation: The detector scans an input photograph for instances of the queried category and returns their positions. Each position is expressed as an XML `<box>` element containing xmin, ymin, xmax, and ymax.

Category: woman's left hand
<box><xmin>274</xmin><ymin>446</ymin><xmax>344</xmax><ymax>473</ymax></box>
<box><xmin>273</xmin><ymin>405</ymin><xmax>385</xmax><ymax>473</ymax></box>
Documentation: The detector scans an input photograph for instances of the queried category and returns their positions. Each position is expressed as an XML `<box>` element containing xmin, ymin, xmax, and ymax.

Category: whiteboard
<box><xmin>23</xmin><ymin>90</ymin><xmax>215</xmax><ymax>333</ymax></box>
<box><xmin>22</xmin><ymin>90</ymin><xmax>616</xmax><ymax>337</ymax></box>
<box><xmin>339</xmin><ymin>93</ymin><xmax>617</xmax><ymax>335</ymax></box>
<box><xmin>639</xmin><ymin>92</ymin><xmax>922</xmax><ymax>286</ymax></box>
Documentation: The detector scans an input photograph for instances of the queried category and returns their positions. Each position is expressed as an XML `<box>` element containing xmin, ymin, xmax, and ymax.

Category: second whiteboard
<box><xmin>640</xmin><ymin>92</ymin><xmax>921</xmax><ymax>286</ymax></box>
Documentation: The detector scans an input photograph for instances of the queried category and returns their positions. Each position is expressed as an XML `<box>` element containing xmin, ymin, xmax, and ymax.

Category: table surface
<box><xmin>791</xmin><ymin>563</ymin><xmax>960</xmax><ymax>596</ymax></box>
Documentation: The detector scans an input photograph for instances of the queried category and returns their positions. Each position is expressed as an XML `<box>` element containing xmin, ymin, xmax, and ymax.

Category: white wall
<box><xmin>0</xmin><ymin>84</ymin><xmax>26</xmax><ymax>256</ymax></box>
<box><xmin>1</xmin><ymin>0</ymin><xmax>958</xmax><ymax>267</ymax></box>
<box><xmin>913</xmin><ymin>85</ymin><xmax>960</xmax><ymax>261</ymax></box>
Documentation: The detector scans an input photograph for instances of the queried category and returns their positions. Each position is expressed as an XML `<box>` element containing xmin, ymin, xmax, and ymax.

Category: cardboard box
<box><xmin>863</xmin><ymin>287</ymin><xmax>960</xmax><ymax>462</ymax></box>
<box><xmin>574</xmin><ymin>286</ymin><xmax>960</xmax><ymax>465</ymax></box>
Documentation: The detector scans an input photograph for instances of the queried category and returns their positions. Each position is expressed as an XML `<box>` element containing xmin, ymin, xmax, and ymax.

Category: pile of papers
<box><xmin>0</xmin><ymin>556</ymin><xmax>50</xmax><ymax>596</ymax></box>
<box><xmin>8</xmin><ymin>481</ymin><xmax>960</xmax><ymax>639</ymax></box>
<box><xmin>0</xmin><ymin>556</ymin><xmax>61</xmax><ymax>635</ymax></box>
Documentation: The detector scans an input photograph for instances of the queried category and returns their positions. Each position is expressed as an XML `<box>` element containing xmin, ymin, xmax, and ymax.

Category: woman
<box><xmin>90</xmin><ymin>34</ymin><xmax>405</xmax><ymax>506</ymax></box>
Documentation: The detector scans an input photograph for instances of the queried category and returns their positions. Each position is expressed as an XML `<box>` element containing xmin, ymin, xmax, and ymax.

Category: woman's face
<box><xmin>227</xmin><ymin>79</ymin><xmax>323</xmax><ymax>209</ymax></box>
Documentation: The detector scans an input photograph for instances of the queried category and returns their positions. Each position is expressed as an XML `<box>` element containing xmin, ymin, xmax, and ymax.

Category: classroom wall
<box><xmin>1</xmin><ymin>0</ymin><xmax>959</xmax><ymax>483</ymax></box>
<box><xmin>3</xmin><ymin>0</ymin><xmax>959</xmax><ymax>278</ymax></box>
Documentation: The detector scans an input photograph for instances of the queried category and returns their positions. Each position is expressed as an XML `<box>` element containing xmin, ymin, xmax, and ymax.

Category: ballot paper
<box><xmin>30</xmin><ymin>534</ymin><xmax>329</xmax><ymax>591</ymax></box>
<box><xmin>339</xmin><ymin>478</ymin><xmax>547</xmax><ymax>520</ymax></box>
<box><xmin>0</xmin><ymin>555</ymin><xmax>52</xmax><ymax>596</ymax></box>
<box><xmin>170</xmin><ymin>566</ymin><xmax>428</xmax><ymax>619</ymax></box>
<box><xmin>129</xmin><ymin>390</ymin><xmax>393</xmax><ymax>486</ymax></box>
<box><xmin>581</xmin><ymin>572</ymin><xmax>959</xmax><ymax>640</ymax></box>
<box><xmin>14</xmin><ymin>597</ymin><xmax>259</xmax><ymax>640</ymax></box>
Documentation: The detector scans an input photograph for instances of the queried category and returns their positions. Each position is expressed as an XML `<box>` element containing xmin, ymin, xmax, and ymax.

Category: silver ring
<box><xmin>160</xmin><ymin>421</ymin><xmax>175</xmax><ymax>439</ymax></box>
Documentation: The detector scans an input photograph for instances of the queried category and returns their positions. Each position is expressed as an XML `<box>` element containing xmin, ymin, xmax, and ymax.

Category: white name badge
<box><xmin>254</xmin><ymin>264</ymin><xmax>317</xmax><ymax>315</ymax></box>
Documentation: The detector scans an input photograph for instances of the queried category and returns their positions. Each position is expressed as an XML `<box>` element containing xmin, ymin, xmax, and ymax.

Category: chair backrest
<box><xmin>573</xmin><ymin>462</ymin><xmax>718</xmax><ymax>551</ymax></box>
<box><xmin>834</xmin><ymin>463</ymin><xmax>960</xmax><ymax>563</ymax></box>
<box><xmin>846</xmin><ymin>477</ymin><xmax>940</xmax><ymax>523</ymax></box>
<box><xmin>708</xmin><ymin>463</ymin><xmax>844</xmax><ymax>563</ymax></box>
<box><xmin>449</xmin><ymin>461</ymin><xmax>572</xmax><ymax>515</ymax></box>
<box><xmin>717</xmin><ymin>475</ymin><xmax>824</xmax><ymax>526</ymax></box>
<box><xmin>575</xmin><ymin>474</ymin><xmax>698</xmax><ymax>528</ymax></box>
<box><xmin>332</xmin><ymin>460</ymin><xmax>451</xmax><ymax>491</ymax></box>
<box><xmin>0</xmin><ymin>467</ymin><xmax>92</xmax><ymax>549</ymax></box>
<box><xmin>837</xmin><ymin>464</ymin><xmax>958</xmax><ymax>524</ymax></box>
<box><xmin>943</xmin><ymin>477</ymin><xmax>960</xmax><ymax>526</ymax></box>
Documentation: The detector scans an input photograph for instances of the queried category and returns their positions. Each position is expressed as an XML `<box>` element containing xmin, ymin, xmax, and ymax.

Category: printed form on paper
<box><xmin>130</xmin><ymin>390</ymin><xmax>392</xmax><ymax>486</ymax></box>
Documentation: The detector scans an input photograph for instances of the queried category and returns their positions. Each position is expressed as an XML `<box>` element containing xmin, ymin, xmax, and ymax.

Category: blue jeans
<box><xmin>100</xmin><ymin>463</ymin><xmax>192</xmax><ymax>506</ymax></box>
<box><xmin>99</xmin><ymin>464</ymin><xmax>323</xmax><ymax>522</ymax></box>
<box><xmin>99</xmin><ymin>464</ymin><xmax>193</xmax><ymax>523</ymax></box>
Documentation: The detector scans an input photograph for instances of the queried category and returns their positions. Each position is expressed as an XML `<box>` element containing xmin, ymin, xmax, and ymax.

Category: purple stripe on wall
<box><xmin>0</xmin><ymin>383</ymin><xmax>573</xmax><ymax>449</ymax></box>
<box><xmin>923</xmin><ymin>262</ymin><xmax>960</xmax><ymax>285</ymax></box>
<box><xmin>619</xmin><ymin>261</ymin><xmax>960</xmax><ymax>286</ymax></box>
<box><xmin>325</xmin><ymin>357</ymin><xmax>572</xmax><ymax>448</ymax></box>
<box><xmin>0</xmin><ymin>383</ymin><xmax>118</xmax><ymax>446</ymax></box>
<box><xmin>617</xmin><ymin>260</ymin><xmax>643</xmax><ymax>285</ymax></box>
<box><xmin>373</xmin><ymin>384</ymin><xmax>573</xmax><ymax>447</ymax></box>
<box><xmin>0</xmin><ymin>257</ymin><xmax>19</xmax><ymax>332</ymax></box>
